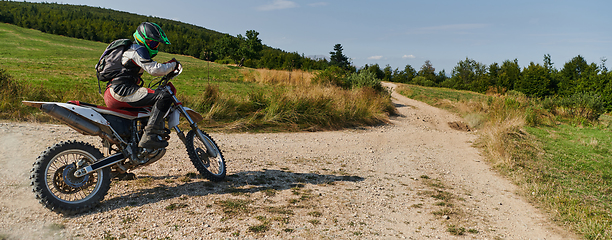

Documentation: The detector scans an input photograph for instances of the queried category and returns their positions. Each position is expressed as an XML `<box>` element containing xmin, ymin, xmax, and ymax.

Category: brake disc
<box><xmin>52</xmin><ymin>163</ymin><xmax>91</xmax><ymax>194</ymax></box>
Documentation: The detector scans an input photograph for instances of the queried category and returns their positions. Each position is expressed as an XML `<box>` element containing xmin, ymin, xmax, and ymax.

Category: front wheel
<box><xmin>30</xmin><ymin>141</ymin><xmax>111</xmax><ymax>215</ymax></box>
<box><xmin>185</xmin><ymin>129</ymin><xmax>226</xmax><ymax>182</ymax></box>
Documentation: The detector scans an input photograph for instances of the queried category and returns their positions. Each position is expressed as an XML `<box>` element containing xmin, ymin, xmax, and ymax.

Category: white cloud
<box><xmin>368</xmin><ymin>56</ymin><xmax>383</xmax><ymax>60</ymax></box>
<box><xmin>257</xmin><ymin>0</ymin><xmax>298</xmax><ymax>11</ymax></box>
<box><xmin>402</xmin><ymin>55</ymin><xmax>416</xmax><ymax>59</ymax></box>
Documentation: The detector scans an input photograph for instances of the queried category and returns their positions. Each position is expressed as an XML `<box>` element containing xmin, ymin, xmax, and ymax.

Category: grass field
<box><xmin>0</xmin><ymin>23</ymin><xmax>393</xmax><ymax>131</ymax></box>
<box><xmin>0</xmin><ymin>22</ymin><xmax>254</xmax><ymax>98</ymax></box>
<box><xmin>398</xmin><ymin>83</ymin><xmax>612</xmax><ymax>239</ymax></box>
<box><xmin>525</xmin><ymin>124</ymin><xmax>612</xmax><ymax>239</ymax></box>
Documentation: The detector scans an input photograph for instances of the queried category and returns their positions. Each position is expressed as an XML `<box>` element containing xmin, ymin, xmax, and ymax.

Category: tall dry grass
<box><xmin>185</xmin><ymin>68</ymin><xmax>394</xmax><ymax>131</ymax></box>
<box><xmin>3</xmin><ymin>64</ymin><xmax>394</xmax><ymax>131</ymax></box>
<box><xmin>478</xmin><ymin>95</ymin><xmax>532</xmax><ymax>168</ymax></box>
<box><xmin>241</xmin><ymin>69</ymin><xmax>315</xmax><ymax>86</ymax></box>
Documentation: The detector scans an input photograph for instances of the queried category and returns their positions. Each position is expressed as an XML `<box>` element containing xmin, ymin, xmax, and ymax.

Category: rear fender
<box><xmin>23</xmin><ymin>101</ymin><xmax>110</xmax><ymax>126</ymax></box>
<box><xmin>55</xmin><ymin>102</ymin><xmax>110</xmax><ymax>126</ymax></box>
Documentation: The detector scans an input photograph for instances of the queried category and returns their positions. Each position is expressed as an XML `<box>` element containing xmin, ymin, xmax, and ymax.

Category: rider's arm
<box><xmin>123</xmin><ymin>45</ymin><xmax>177</xmax><ymax>76</ymax></box>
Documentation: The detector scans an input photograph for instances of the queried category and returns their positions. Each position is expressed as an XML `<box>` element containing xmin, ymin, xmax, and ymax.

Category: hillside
<box><xmin>0</xmin><ymin>1</ymin><xmax>329</xmax><ymax>70</ymax></box>
<box><xmin>0</xmin><ymin>22</ymin><xmax>393</xmax><ymax>131</ymax></box>
<box><xmin>0</xmin><ymin>22</ymin><xmax>244</xmax><ymax>96</ymax></box>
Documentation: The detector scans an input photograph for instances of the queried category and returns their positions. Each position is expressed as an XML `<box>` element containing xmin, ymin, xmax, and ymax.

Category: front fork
<box><xmin>170</xmin><ymin>95</ymin><xmax>218</xmax><ymax>158</ymax></box>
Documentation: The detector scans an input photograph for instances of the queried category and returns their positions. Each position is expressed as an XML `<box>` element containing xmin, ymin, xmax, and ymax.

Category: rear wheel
<box><xmin>185</xmin><ymin>129</ymin><xmax>226</xmax><ymax>182</ymax></box>
<box><xmin>30</xmin><ymin>141</ymin><xmax>111</xmax><ymax>215</ymax></box>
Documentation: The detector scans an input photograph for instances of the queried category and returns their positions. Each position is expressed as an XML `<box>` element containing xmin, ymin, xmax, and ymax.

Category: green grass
<box><xmin>397</xmin><ymin>83</ymin><xmax>612</xmax><ymax>239</ymax></box>
<box><xmin>0</xmin><ymin>22</ymin><xmax>251</xmax><ymax>98</ymax></box>
<box><xmin>398</xmin><ymin>84</ymin><xmax>488</xmax><ymax>110</ymax></box>
<box><xmin>524</xmin><ymin>124</ymin><xmax>612</xmax><ymax>239</ymax></box>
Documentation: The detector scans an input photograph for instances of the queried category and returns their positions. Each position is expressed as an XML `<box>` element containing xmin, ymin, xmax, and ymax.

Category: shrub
<box><xmin>0</xmin><ymin>68</ymin><xmax>19</xmax><ymax>97</ymax></box>
<box><xmin>214</xmin><ymin>58</ymin><xmax>233</xmax><ymax>65</ymax></box>
<box><xmin>345</xmin><ymin>70</ymin><xmax>384</xmax><ymax>92</ymax></box>
<box><xmin>542</xmin><ymin>92</ymin><xmax>605</xmax><ymax>122</ymax></box>
<box><xmin>0</xmin><ymin>68</ymin><xmax>44</xmax><ymax>119</ymax></box>
<box><xmin>412</xmin><ymin>76</ymin><xmax>436</xmax><ymax>87</ymax></box>
<box><xmin>311</xmin><ymin>66</ymin><xmax>347</xmax><ymax>88</ymax></box>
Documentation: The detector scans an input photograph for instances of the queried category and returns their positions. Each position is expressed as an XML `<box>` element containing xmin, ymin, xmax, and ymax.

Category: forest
<box><xmin>1</xmin><ymin>1</ymin><xmax>611</xmax><ymax>112</ymax></box>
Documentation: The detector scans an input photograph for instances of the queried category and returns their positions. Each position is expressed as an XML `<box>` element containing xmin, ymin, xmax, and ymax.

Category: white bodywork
<box><xmin>22</xmin><ymin>101</ymin><xmax>111</xmax><ymax>126</ymax></box>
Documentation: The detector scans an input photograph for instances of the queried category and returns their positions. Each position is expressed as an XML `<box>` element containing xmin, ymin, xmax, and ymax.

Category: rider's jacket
<box><xmin>108</xmin><ymin>43</ymin><xmax>177</xmax><ymax>97</ymax></box>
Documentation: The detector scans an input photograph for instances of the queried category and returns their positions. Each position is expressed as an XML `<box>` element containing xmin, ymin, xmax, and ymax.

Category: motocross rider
<box><xmin>103</xmin><ymin>22</ymin><xmax>180</xmax><ymax>149</ymax></box>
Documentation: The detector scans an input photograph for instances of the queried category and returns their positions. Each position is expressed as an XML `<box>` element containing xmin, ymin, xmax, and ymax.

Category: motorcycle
<box><xmin>23</xmin><ymin>64</ymin><xmax>226</xmax><ymax>214</ymax></box>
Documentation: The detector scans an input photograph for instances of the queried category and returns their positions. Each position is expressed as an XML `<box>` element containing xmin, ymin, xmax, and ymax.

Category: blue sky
<box><xmin>28</xmin><ymin>0</ymin><xmax>612</xmax><ymax>73</ymax></box>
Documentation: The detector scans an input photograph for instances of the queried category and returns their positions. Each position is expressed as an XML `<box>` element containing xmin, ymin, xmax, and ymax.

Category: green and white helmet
<box><xmin>133</xmin><ymin>22</ymin><xmax>171</xmax><ymax>57</ymax></box>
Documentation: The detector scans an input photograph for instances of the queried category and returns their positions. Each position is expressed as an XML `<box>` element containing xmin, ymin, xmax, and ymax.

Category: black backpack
<box><xmin>95</xmin><ymin>39</ymin><xmax>133</xmax><ymax>93</ymax></box>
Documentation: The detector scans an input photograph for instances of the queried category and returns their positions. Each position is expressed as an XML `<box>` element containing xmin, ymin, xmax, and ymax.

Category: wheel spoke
<box><xmin>45</xmin><ymin>149</ymin><xmax>101</xmax><ymax>203</ymax></box>
<box><xmin>186</xmin><ymin>129</ymin><xmax>226</xmax><ymax>181</ymax></box>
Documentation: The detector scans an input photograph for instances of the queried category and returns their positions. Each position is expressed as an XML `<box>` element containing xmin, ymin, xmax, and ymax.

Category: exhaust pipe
<box><xmin>41</xmin><ymin>103</ymin><xmax>102</xmax><ymax>136</ymax></box>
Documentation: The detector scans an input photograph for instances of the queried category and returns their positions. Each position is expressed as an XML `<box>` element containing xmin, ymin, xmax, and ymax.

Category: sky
<box><xmin>25</xmin><ymin>0</ymin><xmax>612</xmax><ymax>73</ymax></box>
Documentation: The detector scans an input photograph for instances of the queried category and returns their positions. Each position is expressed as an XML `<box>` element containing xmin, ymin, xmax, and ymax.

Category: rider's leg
<box><xmin>104</xmin><ymin>86</ymin><xmax>172</xmax><ymax>149</ymax></box>
<box><xmin>138</xmin><ymin>98</ymin><xmax>172</xmax><ymax>149</ymax></box>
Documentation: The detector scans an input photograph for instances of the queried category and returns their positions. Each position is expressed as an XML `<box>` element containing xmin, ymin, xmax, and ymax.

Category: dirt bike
<box><xmin>23</xmin><ymin>64</ymin><xmax>226</xmax><ymax>215</ymax></box>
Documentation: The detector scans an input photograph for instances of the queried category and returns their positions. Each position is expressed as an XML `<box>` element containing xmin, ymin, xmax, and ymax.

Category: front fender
<box><xmin>184</xmin><ymin>107</ymin><xmax>204</xmax><ymax>123</ymax></box>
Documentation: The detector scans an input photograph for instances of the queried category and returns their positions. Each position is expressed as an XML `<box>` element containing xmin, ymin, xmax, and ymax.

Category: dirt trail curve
<box><xmin>0</xmin><ymin>83</ymin><xmax>575</xmax><ymax>239</ymax></box>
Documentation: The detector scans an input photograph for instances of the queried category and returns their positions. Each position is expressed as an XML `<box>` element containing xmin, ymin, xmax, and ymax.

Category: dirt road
<box><xmin>0</xmin><ymin>83</ymin><xmax>575</xmax><ymax>239</ymax></box>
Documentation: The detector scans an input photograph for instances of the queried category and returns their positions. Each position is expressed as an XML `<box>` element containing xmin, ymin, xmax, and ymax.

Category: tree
<box><xmin>329</xmin><ymin>44</ymin><xmax>351</xmax><ymax>70</ymax></box>
<box><xmin>558</xmin><ymin>55</ymin><xmax>603</xmax><ymax>96</ymax></box>
<box><xmin>236</xmin><ymin>30</ymin><xmax>263</xmax><ymax>66</ymax></box>
<box><xmin>383</xmin><ymin>65</ymin><xmax>393</xmax><ymax>81</ymax></box>
<box><xmin>487</xmin><ymin>62</ymin><xmax>501</xmax><ymax>92</ymax></box>
<box><xmin>417</xmin><ymin>60</ymin><xmax>436</xmax><ymax>83</ymax></box>
<box><xmin>516</xmin><ymin>62</ymin><xmax>553</xmax><ymax>98</ymax></box>
<box><xmin>558</xmin><ymin>55</ymin><xmax>588</xmax><ymax>96</ymax></box>
<box><xmin>450</xmin><ymin>58</ymin><xmax>488</xmax><ymax>92</ymax></box>
<box><xmin>362</xmin><ymin>64</ymin><xmax>384</xmax><ymax>80</ymax></box>
<box><xmin>403</xmin><ymin>64</ymin><xmax>417</xmax><ymax>83</ymax></box>
<box><xmin>213</xmin><ymin>34</ymin><xmax>240</xmax><ymax>63</ymax></box>
<box><xmin>542</xmin><ymin>54</ymin><xmax>559</xmax><ymax>94</ymax></box>
<box><xmin>436</xmin><ymin>70</ymin><xmax>448</xmax><ymax>85</ymax></box>
<box><xmin>499</xmin><ymin>59</ymin><xmax>521</xmax><ymax>92</ymax></box>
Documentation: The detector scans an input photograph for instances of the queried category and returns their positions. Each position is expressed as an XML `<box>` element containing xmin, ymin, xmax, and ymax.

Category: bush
<box><xmin>0</xmin><ymin>68</ymin><xmax>40</xmax><ymax>119</ymax></box>
<box><xmin>311</xmin><ymin>66</ymin><xmax>346</xmax><ymax>88</ymax></box>
<box><xmin>0</xmin><ymin>68</ymin><xmax>19</xmax><ymax>97</ymax></box>
<box><xmin>412</xmin><ymin>76</ymin><xmax>437</xmax><ymax>87</ymax></box>
<box><xmin>542</xmin><ymin>92</ymin><xmax>605</xmax><ymax>122</ymax></box>
<box><xmin>345</xmin><ymin>70</ymin><xmax>384</xmax><ymax>91</ymax></box>
<box><xmin>215</xmin><ymin>58</ymin><xmax>234</xmax><ymax>65</ymax></box>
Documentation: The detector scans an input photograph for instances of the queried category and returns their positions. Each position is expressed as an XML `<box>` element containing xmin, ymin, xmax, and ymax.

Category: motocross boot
<box><xmin>138</xmin><ymin>125</ymin><xmax>169</xmax><ymax>149</ymax></box>
<box><xmin>138</xmin><ymin>101</ymin><xmax>171</xmax><ymax>149</ymax></box>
